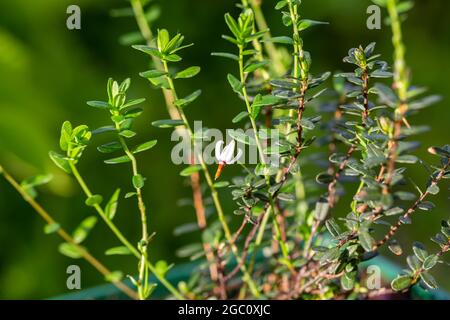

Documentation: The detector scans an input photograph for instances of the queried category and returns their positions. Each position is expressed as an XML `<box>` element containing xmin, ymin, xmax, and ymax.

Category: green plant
<box><xmin>1</xmin><ymin>0</ymin><xmax>449</xmax><ymax>300</ymax></box>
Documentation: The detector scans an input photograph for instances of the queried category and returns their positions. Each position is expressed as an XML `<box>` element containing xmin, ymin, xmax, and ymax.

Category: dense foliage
<box><xmin>1</xmin><ymin>0</ymin><xmax>449</xmax><ymax>300</ymax></box>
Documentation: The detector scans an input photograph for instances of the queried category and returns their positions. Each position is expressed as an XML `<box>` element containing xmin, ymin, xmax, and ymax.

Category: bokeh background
<box><xmin>0</xmin><ymin>0</ymin><xmax>449</xmax><ymax>299</ymax></box>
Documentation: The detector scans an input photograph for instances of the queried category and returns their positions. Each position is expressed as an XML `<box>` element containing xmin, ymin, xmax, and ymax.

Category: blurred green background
<box><xmin>0</xmin><ymin>0</ymin><xmax>449</xmax><ymax>299</ymax></box>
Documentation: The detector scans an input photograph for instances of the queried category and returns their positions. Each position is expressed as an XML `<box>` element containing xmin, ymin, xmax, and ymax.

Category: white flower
<box><xmin>214</xmin><ymin>140</ymin><xmax>242</xmax><ymax>180</ymax></box>
<box><xmin>215</xmin><ymin>140</ymin><xmax>242</xmax><ymax>165</ymax></box>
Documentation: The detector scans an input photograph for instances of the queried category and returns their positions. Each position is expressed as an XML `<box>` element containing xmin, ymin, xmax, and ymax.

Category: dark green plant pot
<box><xmin>52</xmin><ymin>256</ymin><xmax>450</xmax><ymax>300</ymax></box>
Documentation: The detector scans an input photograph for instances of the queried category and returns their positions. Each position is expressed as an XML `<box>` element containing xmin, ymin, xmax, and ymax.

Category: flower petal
<box><xmin>215</xmin><ymin>140</ymin><xmax>224</xmax><ymax>162</ymax></box>
<box><xmin>222</xmin><ymin>140</ymin><xmax>236</xmax><ymax>163</ymax></box>
<box><xmin>229</xmin><ymin>148</ymin><xmax>243</xmax><ymax>164</ymax></box>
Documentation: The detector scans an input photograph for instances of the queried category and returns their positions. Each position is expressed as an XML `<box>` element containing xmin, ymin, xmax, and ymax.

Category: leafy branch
<box><xmin>0</xmin><ymin>165</ymin><xmax>138</xmax><ymax>299</ymax></box>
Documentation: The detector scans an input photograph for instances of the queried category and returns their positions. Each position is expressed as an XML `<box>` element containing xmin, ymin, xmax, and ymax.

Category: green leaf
<box><xmin>251</xmin><ymin>95</ymin><xmax>282</xmax><ymax>119</ymax></box>
<box><xmin>266</xmin><ymin>36</ymin><xmax>292</xmax><ymax>44</ymax></box>
<box><xmin>132</xmin><ymin>45</ymin><xmax>163</xmax><ymax>59</ymax></box>
<box><xmin>151</xmin><ymin>119</ymin><xmax>185</xmax><ymax>128</ymax></box>
<box><xmin>85</xmin><ymin>195</ymin><xmax>103</xmax><ymax>207</ymax></box>
<box><xmin>316</xmin><ymin>172</ymin><xmax>334</xmax><ymax>184</ymax></box>
<box><xmin>21</xmin><ymin>174</ymin><xmax>53</xmax><ymax>188</ymax></box>
<box><xmin>110</xmin><ymin>8</ymin><xmax>134</xmax><ymax>18</ymax></box>
<box><xmin>420</xmin><ymin>272</ymin><xmax>438</xmax><ymax>289</ymax></box>
<box><xmin>97</xmin><ymin>141</ymin><xmax>122</xmax><ymax>154</ymax></box>
<box><xmin>410</xmin><ymin>95</ymin><xmax>442</xmax><ymax>111</ymax></box>
<box><xmin>396</xmin><ymin>155</ymin><xmax>418</xmax><ymax>164</ymax></box>
<box><xmin>222</xmin><ymin>35</ymin><xmax>238</xmax><ymax>44</ymax></box>
<box><xmin>174</xmin><ymin>66</ymin><xmax>201</xmax><ymax>79</ymax></box>
<box><xmin>278</xmin><ymin>193</ymin><xmax>295</xmax><ymax>202</ymax></box>
<box><xmin>105</xmin><ymin>270</ymin><xmax>123</xmax><ymax>282</ymax></box>
<box><xmin>104</xmin><ymin>189</ymin><xmax>120</xmax><ymax>220</ymax></box>
<box><xmin>309</xmin><ymin>71</ymin><xmax>331</xmax><ymax>88</ymax></box>
<box><xmin>49</xmin><ymin>151</ymin><xmax>72</xmax><ymax>174</ymax></box>
<box><xmin>104</xmin><ymin>155</ymin><xmax>131</xmax><ymax>164</ymax></box>
<box><xmin>180</xmin><ymin>165</ymin><xmax>202</xmax><ymax>176</ymax></box>
<box><xmin>224</xmin><ymin>13</ymin><xmax>241</xmax><ymax>39</ymax></box>
<box><xmin>124</xmin><ymin>107</ymin><xmax>143</xmax><ymax>118</ymax></box>
<box><xmin>147</xmin><ymin>76</ymin><xmax>170</xmax><ymax>89</ymax></box>
<box><xmin>397</xmin><ymin>1</ymin><xmax>415</xmax><ymax>13</ymax></box>
<box><xmin>275</xmin><ymin>1</ymin><xmax>288</xmax><ymax>10</ymax></box>
<box><xmin>132</xmin><ymin>174</ymin><xmax>145</xmax><ymax>189</ymax></box>
<box><xmin>87</xmin><ymin>101</ymin><xmax>110</xmax><ymax>109</ymax></box>
<box><xmin>385</xmin><ymin>207</ymin><xmax>404</xmax><ymax>216</ymax></box>
<box><xmin>250</xmin><ymin>95</ymin><xmax>264</xmax><ymax>119</ymax></box>
<box><xmin>428</xmin><ymin>146</ymin><xmax>450</xmax><ymax>158</ymax></box>
<box><xmin>174</xmin><ymin>90</ymin><xmax>202</xmax><ymax>107</ymax></box>
<box><xmin>157</xmin><ymin>29</ymin><xmax>170</xmax><ymax>52</ymax></box>
<box><xmin>359</xmin><ymin>231</ymin><xmax>375</xmax><ymax>252</ymax></box>
<box><xmin>213</xmin><ymin>181</ymin><xmax>229</xmax><ymax>188</ymax></box>
<box><xmin>44</xmin><ymin>223</ymin><xmax>60</xmax><ymax>234</ymax></box>
<box><xmin>270</xmin><ymin>78</ymin><xmax>300</xmax><ymax>89</ymax></box>
<box><xmin>173</xmin><ymin>223</ymin><xmax>199</xmax><ymax>236</ymax></box>
<box><xmin>132</xmin><ymin>140</ymin><xmax>157</xmax><ymax>154</ymax></box>
<box><xmin>314</xmin><ymin>201</ymin><xmax>329</xmax><ymax>221</ymax></box>
<box><xmin>417</xmin><ymin>201</ymin><xmax>435</xmax><ymax>211</ymax></box>
<box><xmin>92</xmin><ymin>126</ymin><xmax>115</xmax><ymax>135</ymax></box>
<box><xmin>72</xmin><ymin>216</ymin><xmax>98</xmax><ymax>244</ymax></box>
<box><xmin>211</xmin><ymin>52</ymin><xmax>239</xmax><ymax>61</ymax></box>
<box><xmin>431</xmin><ymin>233</ymin><xmax>448</xmax><ymax>246</ymax></box>
<box><xmin>341</xmin><ymin>271</ymin><xmax>356</xmax><ymax>291</ymax></box>
<box><xmin>232</xmin><ymin>111</ymin><xmax>249</xmax><ymax>123</ymax></box>
<box><xmin>164</xmin><ymin>53</ymin><xmax>182</xmax><ymax>62</ymax></box>
<box><xmin>119</xmin><ymin>78</ymin><xmax>131</xmax><ymax>92</ymax></box>
<box><xmin>370</xmin><ymin>70</ymin><xmax>393</xmax><ymax>78</ymax></box>
<box><xmin>426</xmin><ymin>184</ymin><xmax>440</xmax><ymax>195</ymax></box>
<box><xmin>423</xmin><ymin>254</ymin><xmax>439</xmax><ymax>270</ymax></box>
<box><xmin>228</xmin><ymin>130</ymin><xmax>256</xmax><ymax>145</ymax></box>
<box><xmin>388</xmin><ymin>239</ymin><xmax>403</xmax><ymax>256</ymax></box>
<box><xmin>155</xmin><ymin>260</ymin><xmax>172</xmax><ymax>277</ymax></box>
<box><xmin>320</xmin><ymin>247</ymin><xmax>340</xmax><ymax>264</ymax></box>
<box><xmin>58</xmin><ymin>243</ymin><xmax>83</xmax><ymax>259</ymax></box>
<box><xmin>176</xmin><ymin>243</ymin><xmax>203</xmax><ymax>258</ymax></box>
<box><xmin>325</xmin><ymin>219</ymin><xmax>342</xmax><ymax>238</ymax></box>
<box><xmin>105</xmin><ymin>246</ymin><xmax>132</xmax><ymax>256</ymax></box>
<box><xmin>244</xmin><ymin>61</ymin><xmax>269</xmax><ymax>73</ymax></box>
<box><xmin>391</xmin><ymin>275</ymin><xmax>412</xmax><ymax>292</ymax></box>
<box><xmin>119</xmin><ymin>130</ymin><xmax>136</xmax><ymax>138</ymax></box>
<box><xmin>412</xmin><ymin>242</ymin><xmax>428</xmax><ymax>262</ymax></box>
<box><xmin>139</xmin><ymin>69</ymin><xmax>168</xmax><ymax>78</ymax></box>
<box><xmin>60</xmin><ymin>121</ymin><xmax>72</xmax><ymax>151</ymax></box>
<box><xmin>407</xmin><ymin>255</ymin><xmax>421</xmax><ymax>271</ymax></box>
<box><xmin>227</xmin><ymin>73</ymin><xmax>243</xmax><ymax>94</ymax></box>
<box><xmin>372</xmin><ymin>0</ymin><xmax>388</xmax><ymax>7</ymax></box>
<box><xmin>121</xmin><ymin>98</ymin><xmax>146</xmax><ymax>110</ymax></box>
<box><xmin>125</xmin><ymin>192</ymin><xmax>136</xmax><ymax>199</ymax></box>
<box><xmin>298</xmin><ymin>19</ymin><xmax>329</xmax><ymax>31</ymax></box>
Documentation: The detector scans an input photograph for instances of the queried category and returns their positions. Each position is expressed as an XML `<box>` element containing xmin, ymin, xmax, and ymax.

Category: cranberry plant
<box><xmin>1</xmin><ymin>0</ymin><xmax>449</xmax><ymax>300</ymax></box>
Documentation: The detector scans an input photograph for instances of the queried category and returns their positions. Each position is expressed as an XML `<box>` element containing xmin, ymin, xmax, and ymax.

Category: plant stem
<box><xmin>241</xmin><ymin>0</ymin><xmax>286</xmax><ymax>75</ymax></box>
<box><xmin>161</xmin><ymin>60</ymin><xmax>260</xmax><ymax>297</ymax></box>
<box><xmin>130</xmin><ymin>0</ymin><xmax>215</xmax><ymax>284</ymax></box>
<box><xmin>238</xmin><ymin>44</ymin><xmax>292</xmax><ymax>263</ymax></box>
<box><xmin>327</xmin><ymin>145</ymin><xmax>356</xmax><ymax>207</ymax></box>
<box><xmin>130</xmin><ymin>0</ymin><xmax>180</xmax><ymax>121</ymax></box>
<box><xmin>113</xmin><ymin>122</ymin><xmax>150</xmax><ymax>300</ymax></box>
<box><xmin>385</xmin><ymin>0</ymin><xmax>410</xmax><ymax>186</ymax></box>
<box><xmin>238</xmin><ymin>45</ymin><xmax>269</xmax><ymax>166</ymax></box>
<box><xmin>68</xmin><ymin>162</ymin><xmax>184</xmax><ymax>299</ymax></box>
<box><xmin>0</xmin><ymin>165</ymin><xmax>138</xmax><ymax>300</ymax></box>
<box><xmin>375</xmin><ymin>161</ymin><xmax>450</xmax><ymax>249</ymax></box>
<box><xmin>387</xmin><ymin>0</ymin><xmax>408</xmax><ymax>102</ymax></box>
<box><xmin>238</xmin><ymin>204</ymin><xmax>271</xmax><ymax>299</ymax></box>
<box><xmin>276</xmin><ymin>0</ymin><xmax>309</xmax><ymax>221</ymax></box>
<box><xmin>351</xmin><ymin>180</ymin><xmax>365</xmax><ymax>214</ymax></box>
